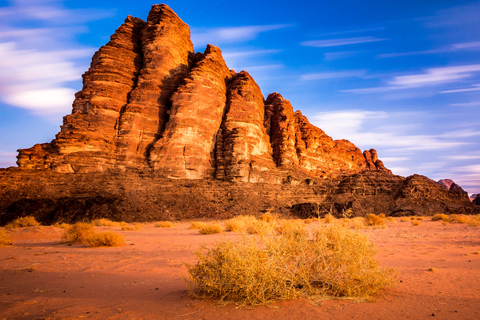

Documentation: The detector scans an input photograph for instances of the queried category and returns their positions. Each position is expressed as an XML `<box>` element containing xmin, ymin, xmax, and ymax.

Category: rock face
<box><xmin>3</xmin><ymin>4</ymin><xmax>479</xmax><ymax>224</ymax></box>
<box><xmin>437</xmin><ymin>179</ymin><xmax>469</xmax><ymax>198</ymax></box>
<box><xmin>16</xmin><ymin>4</ymin><xmax>388</xmax><ymax>182</ymax></box>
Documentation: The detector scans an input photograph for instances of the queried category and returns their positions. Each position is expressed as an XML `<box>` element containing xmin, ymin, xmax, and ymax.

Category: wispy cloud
<box><xmin>441</xmin><ymin>84</ymin><xmax>480</xmax><ymax>93</ymax></box>
<box><xmin>301</xmin><ymin>36</ymin><xmax>387</xmax><ymax>48</ymax></box>
<box><xmin>0</xmin><ymin>0</ymin><xmax>113</xmax><ymax>115</ymax></box>
<box><xmin>379</xmin><ymin>42</ymin><xmax>480</xmax><ymax>59</ymax></box>
<box><xmin>191</xmin><ymin>24</ymin><xmax>290</xmax><ymax>47</ymax></box>
<box><xmin>324</xmin><ymin>51</ymin><xmax>360</xmax><ymax>61</ymax></box>
<box><xmin>301</xmin><ymin>70</ymin><xmax>366</xmax><ymax>81</ymax></box>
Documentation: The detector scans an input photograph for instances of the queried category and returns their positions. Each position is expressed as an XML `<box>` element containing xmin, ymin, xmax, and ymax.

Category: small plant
<box><xmin>121</xmin><ymin>223</ymin><xmax>142</xmax><ymax>231</ymax></box>
<box><xmin>411</xmin><ymin>220</ymin><xmax>422</xmax><ymax>226</ymax></box>
<box><xmin>324</xmin><ymin>213</ymin><xmax>335</xmax><ymax>224</ymax></box>
<box><xmin>400</xmin><ymin>217</ymin><xmax>410</xmax><ymax>222</ymax></box>
<box><xmin>427</xmin><ymin>267</ymin><xmax>436</xmax><ymax>272</ymax></box>
<box><xmin>386</xmin><ymin>217</ymin><xmax>397</xmax><ymax>224</ymax></box>
<box><xmin>245</xmin><ymin>220</ymin><xmax>271</xmax><ymax>235</ymax></box>
<box><xmin>364</xmin><ymin>214</ymin><xmax>386</xmax><ymax>226</ymax></box>
<box><xmin>450</xmin><ymin>215</ymin><xmax>470</xmax><ymax>224</ymax></box>
<box><xmin>431</xmin><ymin>214</ymin><xmax>451</xmax><ymax>222</ymax></box>
<box><xmin>225</xmin><ymin>219</ymin><xmax>245</xmax><ymax>232</ymax></box>
<box><xmin>53</xmin><ymin>222</ymin><xmax>71</xmax><ymax>229</ymax></box>
<box><xmin>442</xmin><ymin>220</ymin><xmax>450</xmax><ymax>226</ymax></box>
<box><xmin>185</xmin><ymin>223</ymin><xmax>396</xmax><ymax>306</ymax></box>
<box><xmin>91</xmin><ymin>218</ymin><xmax>122</xmax><ymax>227</ymax></box>
<box><xmin>155</xmin><ymin>221</ymin><xmax>174</xmax><ymax>228</ymax></box>
<box><xmin>467</xmin><ymin>215</ymin><xmax>480</xmax><ymax>227</ymax></box>
<box><xmin>189</xmin><ymin>221</ymin><xmax>207</xmax><ymax>229</ymax></box>
<box><xmin>63</xmin><ymin>222</ymin><xmax>95</xmax><ymax>244</ymax></box>
<box><xmin>5</xmin><ymin>216</ymin><xmax>40</xmax><ymax>229</ymax></box>
<box><xmin>0</xmin><ymin>229</ymin><xmax>13</xmax><ymax>246</ymax></box>
<box><xmin>259</xmin><ymin>214</ymin><xmax>275</xmax><ymax>223</ymax></box>
<box><xmin>275</xmin><ymin>220</ymin><xmax>307</xmax><ymax>239</ymax></box>
<box><xmin>199</xmin><ymin>223</ymin><xmax>223</xmax><ymax>235</ymax></box>
<box><xmin>84</xmin><ymin>231</ymin><xmax>125</xmax><ymax>247</ymax></box>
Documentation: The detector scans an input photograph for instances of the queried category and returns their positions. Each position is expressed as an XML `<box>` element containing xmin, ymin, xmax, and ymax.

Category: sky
<box><xmin>0</xmin><ymin>0</ymin><xmax>479</xmax><ymax>194</ymax></box>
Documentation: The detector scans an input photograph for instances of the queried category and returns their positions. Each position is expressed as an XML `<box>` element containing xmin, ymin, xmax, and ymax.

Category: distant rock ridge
<box><xmin>437</xmin><ymin>179</ymin><xmax>469</xmax><ymax>198</ymax></box>
<box><xmin>15</xmin><ymin>4</ymin><xmax>389</xmax><ymax>182</ymax></box>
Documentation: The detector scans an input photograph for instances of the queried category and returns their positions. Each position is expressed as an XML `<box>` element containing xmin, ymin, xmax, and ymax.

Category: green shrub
<box><xmin>185</xmin><ymin>223</ymin><xmax>395</xmax><ymax>306</ymax></box>
<box><xmin>5</xmin><ymin>216</ymin><xmax>40</xmax><ymax>229</ymax></box>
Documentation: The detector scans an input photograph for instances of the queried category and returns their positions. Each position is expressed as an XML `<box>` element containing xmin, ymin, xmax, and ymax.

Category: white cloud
<box><xmin>301</xmin><ymin>70</ymin><xmax>366</xmax><ymax>81</ymax></box>
<box><xmin>441</xmin><ymin>84</ymin><xmax>480</xmax><ymax>93</ymax></box>
<box><xmin>0</xmin><ymin>0</ymin><xmax>111</xmax><ymax>116</ymax></box>
<box><xmin>301</xmin><ymin>37</ymin><xmax>387</xmax><ymax>48</ymax></box>
<box><xmin>324</xmin><ymin>51</ymin><xmax>360</xmax><ymax>61</ymax></box>
<box><xmin>450</xmin><ymin>102</ymin><xmax>480</xmax><ymax>107</ymax></box>
<box><xmin>191</xmin><ymin>24</ymin><xmax>290</xmax><ymax>47</ymax></box>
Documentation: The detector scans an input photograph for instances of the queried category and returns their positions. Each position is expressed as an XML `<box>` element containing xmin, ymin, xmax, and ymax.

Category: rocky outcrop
<box><xmin>15</xmin><ymin>4</ymin><xmax>390</xmax><ymax>182</ymax></box>
<box><xmin>3</xmin><ymin>4</ymin><xmax>478</xmax><ymax>224</ymax></box>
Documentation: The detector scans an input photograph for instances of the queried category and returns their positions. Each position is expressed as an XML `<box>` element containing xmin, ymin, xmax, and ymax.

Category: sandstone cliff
<box><xmin>16</xmin><ymin>4</ymin><xmax>389</xmax><ymax>182</ymax></box>
<box><xmin>2</xmin><ymin>4</ymin><xmax>478</xmax><ymax>224</ymax></box>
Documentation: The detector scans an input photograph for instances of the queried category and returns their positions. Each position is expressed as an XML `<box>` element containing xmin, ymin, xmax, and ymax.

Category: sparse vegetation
<box><xmin>84</xmin><ymin>231</ymin><xmax>125</xmax><ymax>247</ymax></box>
<box><xmin>275</xmin><ymin>219</ymin><xmax>307</xmax><ymax>239</ymax></box>
<box><xmin>185</xmin><ymin>223</ymin><xmax>395</xmax><ymax>306</ymax></box>
<box><xmin>53</xmin><ymin>222</ymin><xmax>71</xmax><ymax>229</ymax></box>
<box><xmin>5</xmin><ymin>216</ymin><xmax>40</xmax><ymax>229</ymax></box>
<box><xmin>0</xmin><ymin>229</ymin><xmax>13</xmax><ymax>246</ymax></box>
<box><xmin>225</xmin><ymin>218</ymin><xmax>245</xmax><ymax>232</ymax></box>
<box><xmin>324</xmin><ymin>213</ymin><xmax>335</xmax><ymax>224</ymax></box>
<box><xmin>155</xmin><ymin>221</ymin><xmax>174</xmax><ymax>228</ymax></box>
<box><xmin>400</xmin><ymin>217</ymin><xmax>410</xmax><ymax>222</ymax></box>
<box><xmin>411</xmin><ymin>220</ymin><xmax>422</xmax><ymax>226</ymax></box>
<box><xmin>364</xmin><ymin>214</ymin><xmax>386</xmax><ymax>226</ymax></box>
<box><xmin>259</xmin><ymin>214</ymin><xmax>275</xmax><ymax>223</ymax></box>
<box><xmin>189</xmin><ymin>221</ymin><xmax>207</xmax><ymax>229</ymax></box>
<box><xmin>431</xmin><ymin>214</ymin><xmax>451</xmax><ymax>222</ymax></box>
<box><xmin>121</xmin><ymin>223</ymin><xmax>143</xmax><ymax>231</ymax></box>
<box><xmin>62</xmin><ymin>222</ymin><xmax>95</xmax><ymax>244</ymax></box>
<box><xmin>199</xmin><ymin>223</ymin><xmax>223</xmax><ymax>235</ymax></box>
<box><xmin>92</xmin><ymin>218</ymin><xmax>124</xmax><ymax>227</ymax></box>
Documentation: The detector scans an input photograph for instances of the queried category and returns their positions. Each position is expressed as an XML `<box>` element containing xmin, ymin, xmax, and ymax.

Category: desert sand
<box><xmin>1</xmin><ymin>219</ymin><xmax>479</xmax><ymax>320</ymax></box>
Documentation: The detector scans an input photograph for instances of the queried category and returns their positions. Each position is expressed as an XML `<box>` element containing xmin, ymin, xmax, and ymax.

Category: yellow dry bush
<box><xmin>386</xmin><ymin>217</ymin><xmax>397</xmax><ymax>224</ymax></box>
<box><xmin>199</xmin><ymin>223</ymin><xmax>223</xmax><ymax>235</ymax></box>
<box><xmin>400</xmin><ymin>217</ymin><xmax>410</xmax><ymax>222</ymax></box>
<box><xmin>449</xmin><ymin>215</ymin><xmax>470</xmax><ymax>224</ymax></box>
<box><xmin>121</xmin><ymin>223</ymin><xmax>142</xmax><ymax>231</ymax></box>
<box><xmin>5</xmin><ymin>216</ymin><xmax>40</xmax><ymax>229</ymax></box>
<box><xmin>431</xmin><ymin>214</ymin><xmax>451</xmax><ymax>222</ymax></box>
<box><xmin>416</xmin><ymin>216</ymin><xmax>426</xmax><ymax>221</ymax></box>
<box><xmin>62</xmin><ymin>222</ymin><xmax>95</xmax><ymax>244</ymax></box>
<box><xmin>411</xmin><ymin>220</ymin><xmax>422</xmax><ymax>226</ymax></box>
<box><xmin>364</xmin><ymin>214</ymin><xmax>386</xmax><ymax>226</ymax></box>
<box><xmin>155</xmin><ymin>221</ymin><xmax>174</xmax><ymax>228</ymax></box>
<box><xmin>442</xmin><ymin>220</ymin><xmax>450</xmax><ymax>226</ymax></box>
<box><xmin>304</xmin><ymin>218</ymin><xmax>316</xmax><ymax>224</ymax></box>
<box><xmin>0</xmin><ymin>229</ymin><xmax>13</xmax><ymax>246</ymax></box>
<box><xmin>467</xmin><ymin>215</ymin><xmax>480</xmax><ymax>226</ymax></box>
<box><xmin>189</xmin><ymin>221</ymin><xmax>207</xmax><ymax>229</ymax></box>
<box><xmin>349</xmin><ymin>217</ymin><xmax>367</xmax><ymax>229</ymax></box>
<box><xmin>245</xmin><ymin>220</ymin><xmax>271</xmax><ymax>235</ymax></box>
<box><xmin>225</xmin><ymin>219</ymin><xmax>245</xmax><ymax>232</ymax></box>
<box><xmin>91</xmin><ymin>218</ymin><xmax>123</xmax><ymax>227</ymax></box>
<box><xmin>83</xmin><ymin>231</ymin><xmax>125</xmax><ymax>247</ymax></box>
<box><xmin>275</xmin><ymin>220</ymin><xmax>307</xmax><ymax>239</ymax></box>
<box><xmin>259</xmin><ymin>214</ymin><xmax>275</xmax><ymax>223</ymax></box>
<box><xmin>324</xmin><ymin>213</ymin><xmax>335</xmax><ymax>224</ymax></box>
<box><xmin>53</xmin><ymin>222</ymin><xmax>71</xmax><ymax>229</ymax></box>
<box><xmin>184</xmin><ymin>223</ymin><xmax>395</xmax><ymax>306</ymax></box>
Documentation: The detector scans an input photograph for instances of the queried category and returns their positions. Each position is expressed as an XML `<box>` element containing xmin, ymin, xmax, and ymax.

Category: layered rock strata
<box><xmin>16</xmin><ymin>4</ymin><xmax>390</xmax><ymax>181</ymax></box>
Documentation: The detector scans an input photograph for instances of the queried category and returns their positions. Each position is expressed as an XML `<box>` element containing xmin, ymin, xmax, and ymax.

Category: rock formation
<box><xmin>2</xmin><ymin>4</ymin><xmax>478</xmax><ymax>224</ymax></box>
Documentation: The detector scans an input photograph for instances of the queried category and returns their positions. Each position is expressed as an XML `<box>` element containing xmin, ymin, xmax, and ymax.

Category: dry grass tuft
<box><xmin>0</xmin><ymin>229</ymin><xmax>13</xmax><ymax>246</ymax></box>
<box><xmin>53</xmin><ymin>222</ymin><xmax>71</xmax><ymax>229</ymax></box>
<box><xmin>155</xmin><ymin>221</ymin><xmax>174</xmax><ymax>228</ymax></box>
<box><xmin>324</xmin><ymin>213</ymin><xmax>335</xmax><ymax>224</ymax></box>
<box><xmin>199</xmin><ymin>223</ymin><xmax>223</xmax><ymax>235</ymax></box>
<box><xmin>245</xmin><ymin>220</ymin><xmax>272</xmax><ymax>235</ymax></box>
<box><xmin>431</xmin><ymin>214</ymin><xmax>451</xmax><ymax>222</ymax></box>
<box><xmin>189</xmin><ymin>221</ymin><xmax>207</xmax><ymax>229</ymax></box>
<box><xmin>386</xmin><ymin>217</ymin><xmax>397</xmax><ymax>224</ymax></box>
<box><xmin>185</xmin><ymin>223</ymin><xmax>395</xmax><ymax>306</ymax></box>
<box><xmin>62</xmin><ymin>222</ymin><xmax>95</xmax><ymax>244</ymax></box>
<box><xmin>364</xmin><ymin>214</ymin><xmax>386</xmax><ymax>226</ymax></box>
<box><xmin>467</xmin><ymin>215</ymin><xmax>480</xmax><ymax>226</ymax></box>
<box><xmin>275</xmin><ymin>220</ymin><xmax>307</xmax><ymax>239</ymax></box>
<box><xmin>83</xmin><ymin>231</ymin><xmax>125</xmax><ymax>247</ymax></box>
<box><xmin>450</xmin><ymin>215</ymin><xmax>470</xmax><ymax>224</ymax></box>
<box><xmin>5</xmin><ymin>216</ymin><xmax>40</xmax><ymax>229</ymax></box>
<box><xmin>121</xmin><ymin>223</ymin><xmax>143</xmax><ymax>231</ymax></box>
<box><xmin>400</xmin><ymin>217</ymin><xmax>410</xmax><ymax>222</ymax></box>
<box><xmin>91</xmin><ymin>218</ymin><xmax>123</xmax><ymax>227</ymax></box>
<box><xmin>411</xmin><ymin>220</ymin><xmax>422</xmax><ymax>226</ymax></box>
<box><xmin>225</xmin><ymin>219</ymin><xmax>245</xmax><ymax>232</ymax></box>
<box><xmin>259</xmin><ymin>214</ymin><xmax>275</xmax><ymax>223</ymax></box>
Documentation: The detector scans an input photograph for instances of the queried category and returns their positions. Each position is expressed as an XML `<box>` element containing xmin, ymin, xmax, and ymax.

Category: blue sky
<box><xmin>0</xmin><ymin>0</ymin><xmax>479</xmax><ymax>194</ymax></box>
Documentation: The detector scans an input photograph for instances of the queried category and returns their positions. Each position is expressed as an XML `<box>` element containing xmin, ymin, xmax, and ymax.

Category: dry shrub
<box><xmin>304</xmin><ymin>218</ymin><xmax>316</xmax><ymax>224</ymax></box>
<box><xmin>155</xmin><ymin>221</ymin><xmax>174</xmax><ymax>228</ymax></box>
<box><xmin>62</xmin><ymin>222</ymin><xmax>95</xmax><ymax>244</ymax></box>
<box><xmin>350</xmin><ymin>217</ymin><xmax>367</xmax><ymax>229</ymax></box>
<box><xmin>92</xmin><ymin>218</ymin><xmax>122</xmax><ymax>227</ymax></box>
<box><xmin>225</xmin><ymin>219</ymin><xmax>245</xmax><ymax>232</ymax></box>
<box><xmin>199</xmin><ymin>223</ymin><xmax>223</xmax><ymax>235</ymax></box>
<box><xmin>245</xmin><ymin>220</ymin><xmax>271</xmax><ymax>235</ymax></box>
<box><xmin>259</xmin><ymin>214</ymin><xmax>275</xmax><ymax>223</ymax></box>
<box><xmin>121</xmin><ymin>223</ymin><xmax>142</xmax><ymax>231</ymax></box>
<box><xmin>185</xmin><ymin>223</ymin><xmax>395</xmax><ymax>306</ymax></box>
<box><xmin>467</xmin><ymin>215</ymin><xmax>480</xmax><ymax>226</ymax></box>
<box><xmin>364</xmin><ymin>214</ymin><xmax>386</xmax><ymax>226</ymax></box>
<box><xmin>411</xmin><ymin>220</ymin><xmax>422</xmax><ymax>226</ymax></box>
<box><xmin>324</xmin><ymin>213</ymin><xmax>335</xmax><ymax>224</ymax></box>
<box><xmin>450</xmin><ymin>215</ymin><xmax>470</xmax><ymax>224</ymax></box>
<box><xmin>5</xmin><ymin>216</ymin><xmax>40</xmax><ymax>229</ymax></box>
<box><xmin>416</xmin><ymin>216</ymin><xmax>426</xmax><ymax>221</ymax></box>
<box><xmin>53</xmin><ymin>222</ymin><xmax>71</xmax><ymax>229</ymax></box>
<box><xmin>400</xmin><ymin>217</ymin><xmax>410</xmax><ymax>222</ymax></box>
<box><xmin>0</xmin><ymin>229</ymin><xmax>12</xmax><ymax>246</ymax></box>
<box><xmin>84</xmin><ymin>231</ymin><xmax>125</xmax><ymax>247</ymax></box>
<box><xmin>189</xmin><ymin>221</ymin><xmax>207</xmax><ymax>229</ymax></box>
<box><xmin>442</xmin><ymin>220</ymin><xmax>450</xmax><ymax>226</ymax></box>
<box><xmin>386</xmin><ymin>217</ymin><xmax>397</xmax><ymax>224</ymax></box>
<box><xmin>275</xmin><ymin>220</ymin><xmax>307</xmax><ymax>239</ymax></box>
<box><xmin>431</xmin><ymin>214</ymin><xmax>450</xmax><ymax>222</ymax></box>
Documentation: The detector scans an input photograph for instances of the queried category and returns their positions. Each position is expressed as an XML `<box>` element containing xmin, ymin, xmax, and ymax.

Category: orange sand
<box><xmin>1</xmin><ymin>219</ymin><xmax>479</xmax><ymax>319</ymax></box>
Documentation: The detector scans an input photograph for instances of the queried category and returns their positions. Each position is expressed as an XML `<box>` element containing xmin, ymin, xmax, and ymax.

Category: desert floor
<box><xmin>1</xmin><ymin>219</ymin><xmax>480</xmax><ymax>320</ymax></box>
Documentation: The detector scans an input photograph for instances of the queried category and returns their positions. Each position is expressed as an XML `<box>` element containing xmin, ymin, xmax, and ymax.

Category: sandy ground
<box><xmin>1</xmin><ymin>219</ymin><xmax>480</xmax><ymax>320</ymax></box>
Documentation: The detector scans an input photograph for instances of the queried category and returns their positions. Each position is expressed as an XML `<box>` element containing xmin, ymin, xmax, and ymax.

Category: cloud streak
<box><xmin>301</xmin><ymin>36</ymin><xmax>387</xmax><ymax>48</ymax></box>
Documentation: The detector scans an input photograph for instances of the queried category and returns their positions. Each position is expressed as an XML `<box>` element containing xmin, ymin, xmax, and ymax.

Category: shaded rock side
<box><xmin>17</xmin><ymin>16</ymin><xmax>146</xmax><ymax>173</ymax></box>
<box><xmin>115</xmin><ymin>4</ymin><xmax>195</xmax><ymax>170</ymax></box>
<box><xmin>149</xmin><ymin>45</ymin><xmax>232</xmax><ymax>179</ymax></box>
<box><xmin>265</xmin><ymin>93</ymin><xmax>390</xmax><ymax>178</ymax></box>
<box><xmin>215</xmin><ymin>71</ymin><xmax>277</xmax><ymax>182</ymax></box>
